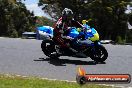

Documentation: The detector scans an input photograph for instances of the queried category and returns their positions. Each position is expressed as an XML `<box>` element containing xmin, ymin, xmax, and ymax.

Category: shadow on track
<box><xmin>34</xmin><ymin>57</ymin><xmax>106</xmax><ymax>66</ymax></box>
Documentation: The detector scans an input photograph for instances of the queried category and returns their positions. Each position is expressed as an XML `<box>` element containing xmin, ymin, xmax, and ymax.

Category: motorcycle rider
<box><xmin>53</xmin><ymin>8</ymin><xmax>83</xmax><ymax>54</ymax></box>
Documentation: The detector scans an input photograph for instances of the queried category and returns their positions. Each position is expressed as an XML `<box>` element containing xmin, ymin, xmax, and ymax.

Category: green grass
<box><xmin>0</xmin><ymin>74</ymin><xmax>115</xmax><ymax>88</ymax></box>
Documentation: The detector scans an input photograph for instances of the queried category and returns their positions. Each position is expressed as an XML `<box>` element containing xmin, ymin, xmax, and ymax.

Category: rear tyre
<box><xmin>90</xmin><ymin>45</ymin><xmax>108</xmax><ymax>62</ymax></box>
<box><xmin>41</xmin><ymin>39</ymin><xmax>59</xmax><ymax>58</ymax></box>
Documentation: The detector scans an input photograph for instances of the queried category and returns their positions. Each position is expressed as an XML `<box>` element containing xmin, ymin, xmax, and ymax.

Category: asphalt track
<box><xmin>0</xmin><ymin>38</ymin><xmax>132</xmax><ymax>87</ymax></box>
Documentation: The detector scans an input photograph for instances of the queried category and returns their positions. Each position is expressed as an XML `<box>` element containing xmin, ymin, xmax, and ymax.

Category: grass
<box><xmin>0</xmin><ymin>74</ymin><xmax>115</xmax><ymax>88</ymax></box>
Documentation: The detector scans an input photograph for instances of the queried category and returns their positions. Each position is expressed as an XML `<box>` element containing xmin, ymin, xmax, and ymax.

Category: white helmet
<box><xmin>62</xmin><ymin>8</ymin><xmax>73</xmax><ymax>20</ymax></box>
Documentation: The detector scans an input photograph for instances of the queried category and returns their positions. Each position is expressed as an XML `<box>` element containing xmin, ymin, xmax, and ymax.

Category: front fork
<box><xmin>83</xmin><ymin>41</ymin><xmax>101</xmax><ymax>56</ymax></box>
<box><xmin>94</xmin><ymin>41</ymin><xmax>101</xmax><ymax>46</ymax></box>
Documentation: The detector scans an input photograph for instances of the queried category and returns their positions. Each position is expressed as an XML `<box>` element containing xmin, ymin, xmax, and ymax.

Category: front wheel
<box><xmin>90</xmin><ymin>45</ymin><xmax>108</xmax><ymax>62</ymax></box>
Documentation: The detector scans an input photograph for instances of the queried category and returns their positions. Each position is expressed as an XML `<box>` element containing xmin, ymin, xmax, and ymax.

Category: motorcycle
<box><xmin>41</xmin><ymin>23</ymin><xmax>108</xmax><ymax>62</ymax></box>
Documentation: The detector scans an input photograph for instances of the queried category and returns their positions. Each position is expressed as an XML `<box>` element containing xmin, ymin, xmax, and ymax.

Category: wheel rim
<box><xmin>91</xmin><ymin>46</ymin><xmax>107</xmax><ymax>62</ymax></box>
<box><xmin>46</xmin><ymin>44</ymin><xmax>51</xmax><ymax>56</ymax></box>
<box><xmin>94</xmin><ymin>48</ymin><xmax>105</xmax><ymax>58</ymax></box>
<box><xmin>42</xmin><ymin>42</ymin><xmax>54</xmax><ymax>56</ymax></box>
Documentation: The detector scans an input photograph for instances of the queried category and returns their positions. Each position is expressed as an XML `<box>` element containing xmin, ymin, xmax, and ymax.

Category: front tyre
<box><xmin>90</xmin><ymin>45</ymin><xmax>108</xmax><ymax>62</ymax></box>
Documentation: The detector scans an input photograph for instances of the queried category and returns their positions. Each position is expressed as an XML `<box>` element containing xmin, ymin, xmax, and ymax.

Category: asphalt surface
<box><xmin>0</xmin><ymin>38</ymin><xmax>132</xmax><ymax>87</ymax></box>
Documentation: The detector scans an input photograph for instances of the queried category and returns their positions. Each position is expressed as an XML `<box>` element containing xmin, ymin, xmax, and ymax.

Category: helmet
<box><xmin>82</xmin><ymin>20</ymin><xmax>88</xmax><ymax>24</ymax></box>
<box><xmin>82</xmin><ymin>19</ymin><xmax>92</xmax><ymax>24</ymax></box>
<box><xmin>62</xmin><ymin>8</ymin><xmax>73</xmax><ymax>21</ymax></box>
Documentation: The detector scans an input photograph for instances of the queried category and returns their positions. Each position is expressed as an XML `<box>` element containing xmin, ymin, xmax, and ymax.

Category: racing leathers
<box><xmin>53</xmin><ymin>17</ymin><xmax>83</xmax><ymax>50</ymax></box>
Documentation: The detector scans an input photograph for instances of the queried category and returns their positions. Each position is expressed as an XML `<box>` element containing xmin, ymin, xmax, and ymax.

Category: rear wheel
<box><xmin>90</xmin><ymin>45</ymin><xmax>108</xmax><ymax>62</ymax></box>
<box><xmin>41</xmin><ymin>40</ymin><xmax>57</xmax><ymax>57</ymax></box>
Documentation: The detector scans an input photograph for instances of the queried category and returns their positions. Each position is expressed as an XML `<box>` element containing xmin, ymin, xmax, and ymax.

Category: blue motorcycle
<box><xmin>41</xmin><ymin>25</ymin><xmax>108</xmax><ymax>62</ymax></box>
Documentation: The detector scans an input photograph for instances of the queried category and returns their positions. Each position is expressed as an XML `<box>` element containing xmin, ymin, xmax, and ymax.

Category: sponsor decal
<box><xmin>76</xmin><ymin>66</ymin><xmax>131</xmax><ymax>84</ymax></box>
